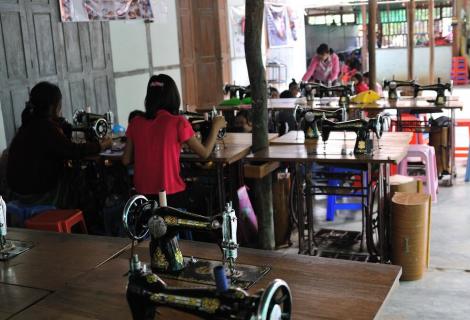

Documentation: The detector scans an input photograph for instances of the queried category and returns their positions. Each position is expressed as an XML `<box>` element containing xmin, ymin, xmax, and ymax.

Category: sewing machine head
<box><xmin>321</xmin><ymin>115</ymin><xmax>383</xmax><ymax>154</ymax></box>
<box><xmin>383</xmin><ymin>79</ymin><xmax>416</xmax><ymax>100</ymax></box>
<box><xmin>189</xmin><ymin>107</ymin><xmax>226</xmax><ymax>144</ymax></box>
<box><xmin>0</xmin><ymin>196</ymin><xmax>7</xmax><ymax>253</ymax></box>
<box><xmin>294</xmin><ymin>106</ymin><xmax>343</xmax><ymax>139</ymax></box>
<box><xmin>318</xmin><ymin>84</ymin><xmax>354</xmax><ymax>105</ymax></box>
<box><xmin>126</xmin><ymin>254</ymin><xmax>292</xmax><ymax>320</ymax></box>
<box><xmin>413</xmin><ymin>78</ymin><xmax>452</xmax><ymax>105</ymax></box>
<box><xmin>122</xmin><ymin>194</ymin><xmax>238</xmax><ymax>275</ymax></box>
<box><xmin>72</xmin><ymin>109</ymin><xmax>111</xmax><ymax>140</ymax></box>
<box><xmin>300</xmin><ymin>82</ymin><xmax>326</xmax><ymax>101</ymax></box>
<box><xmin>224</xmin><ymin>84</ymin><xmax>250</xmax><ymax>100</ymax></box>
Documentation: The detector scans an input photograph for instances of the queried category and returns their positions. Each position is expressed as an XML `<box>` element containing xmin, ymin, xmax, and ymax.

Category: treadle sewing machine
<box><xmin>224</xmin><ymin>84</ymin><xmax>250</xmax><ymax>99</ymax></box>
<box><xmin>126</xmin><ymin>254</ymin><xmax>292</xmax><ymax>320</ymax></box>
<box><xmin>383</xmin><ymin>79</ymin><xmax>417</xmax><ymax>100</ymax></box>
<box><xmin>293</xmin><ymin>106</ymin><xmax>344</xmax><ymax>139</ymax></box>
<box><xmin>413</xmin><ymin>78</ymin><xmax>452</xmax><ymax>106</ymax></box>
<box><xmin>122</xmin><ymin>193</ymin><xmax>269</xmax><ymax>289</ymax></box>
<box><xmin>321</xmin><ymin>116</ymin><xmax>384</xmax><ymax>155</ymax></box>
<box><xmin>72</xmin><ymin>109</ymin><xmax>113</xmax><ymax>140</ymax></box>
<box><xmin>187</xmin><ymin>107</ymin><xmax>226</xmax><ymax>144</ymax></box>
<box><xmin>300</xmin><ymin>82</ymin><xmax>353</xmax><ymax>104</ymax></box>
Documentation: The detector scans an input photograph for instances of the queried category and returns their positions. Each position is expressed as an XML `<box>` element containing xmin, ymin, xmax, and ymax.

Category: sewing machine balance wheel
<box><xmin>93</xmin><ymin>118</ymin><xmax>108</xmax><ymax>139</ymax></box>
<box><xmin>122</xmin><ymin>195</ymin><xmax>152</xmax><ymax>241</ymax></box>
<box><xmin>257</xmin><ymin>279</ymin><xmax>292</xmax><ymax>320</ymax></box>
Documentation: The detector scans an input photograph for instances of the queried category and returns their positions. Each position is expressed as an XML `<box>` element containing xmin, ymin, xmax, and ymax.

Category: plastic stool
<box><xmin>398</xmin><ymin>145</ymin><xmax>438</xmax><ymax>202</ymax></box>
<box><xmin>465</xmin><ymin>146</ymin><xmax>470</xmax><ymax>182</ymax></box>
<box><xmin>326</xmin><ymin>167</ymin><xmax>365</xmax><ymax>221</ymax></box>
<box><xmin>6</xmin><ymin>201</ymin><xmax>56</xmax><ymax>227</ymax></box>
<box><xmin>25</xmin><ymin>209</ymin><xmax>87</xmax><ymax>233</ymax></box>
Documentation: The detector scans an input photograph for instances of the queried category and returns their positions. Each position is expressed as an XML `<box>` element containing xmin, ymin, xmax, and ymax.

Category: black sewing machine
<box><xmin>188</xmin><ymin>107</ymin><xmax>226</xmax><ymax>144</ymax></box>
<box><xmin>321</xmin><ymin>116</ymin><xmax>384</xmax><ymax>155</ymax></box>
<box><xmin>383</xmin><ymin>79</ymin><xmax>416</xmax><ymax>100</ymax></box>
<box><xmin>293</xmin><ymin>106</ymin><xmax>344</xmax><ymax>139</ymax></box>
<box><xmin>126</xmin><ymin>254</ymin><xmax>292</xmax><ymax>320</ymax></box>
<box><xmin>224</xmin><ymin>84</ymin><xmax>250</xmax><ymax>99</ymax></box>
<box><xmin>317</xmin><ymin>84</ymin><xmax>354</xmax><ymax>105</ymax></box>
<box><xmin>413</xmin><ymin>78</ymin><xmax>452</xmax><ymax>106</ymax></box>
<box><xmin>300</xmin><ymin>82</ymin><xmax>326</xmax><ymax>101</ymax></box>
<box><xmin>72</xmin><ymin>109</ymin><xmax>112</xmax><ymax>140</ymax></box>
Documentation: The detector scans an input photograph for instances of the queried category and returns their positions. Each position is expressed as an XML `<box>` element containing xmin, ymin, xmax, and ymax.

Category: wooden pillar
<box><xmin>407</xmin><ymin>0</ymin><xmax>415</xmax><ymax>81</ymax></box>
<box><xmin>368</xmin><ymin>0</ymin><xmax>377</xmax><ymax>91</ymax></box>
<box><xmin>428</xmin><ymin>0</ymin><xmax>435</xmax><ymax>83</ymax></box>
<box><xmin>453</xmin><ymin>0</ymin><xmax>463</xmax><ymax>56</ymax></box>
<box><xmin>361</xmin><ymin>5</ymin><xmax>368</xmax><ymax>71</ymax></box>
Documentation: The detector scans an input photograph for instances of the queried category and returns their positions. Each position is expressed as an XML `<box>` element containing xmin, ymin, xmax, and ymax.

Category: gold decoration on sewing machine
<box><xmin>175</xmin><ymin>248</ymin><xmax>184</xmax><ymax>265</ymax></box>
<box><xmin>178</xmin><ymin>219</ymin><xmax>211</xmax><ymax>229</ymax></box>
<box><xmin>164</xmin><ymin>216</ymin><xmax>178</xmax><ymax>226</ymax></box>
<box><xmin>153</xmin><ymin>247</ymin><xmax>169</xmax><ymax>269</ymax></box>
<box><xmin>201</xmin><ymin>298</ymin><xmax>221</xmax><ymax>314</ymax></box>
<box><xmin>358</xmin><ymin>141</ymin><xmax>366</xmax><ymax>151</ymax></box>
<box><xmin>146</xmin><ymin>273</ymin><xmax>159</xmax><ymax>284</ymax></box>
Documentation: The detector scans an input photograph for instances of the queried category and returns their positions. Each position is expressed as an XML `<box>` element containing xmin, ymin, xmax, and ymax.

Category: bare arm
<box><xmin>185</xmin><ymin>116</ymin><xmax>226</xmax><ymax>159</ymax></box>
<box><xmin>122</xmin><ymin>138</ymin><xmax>134</xmax><ymax>166</ymax></box>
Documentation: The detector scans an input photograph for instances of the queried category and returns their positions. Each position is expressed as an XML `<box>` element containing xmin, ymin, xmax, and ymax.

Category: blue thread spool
<box><xmin>214</xmin><ymin>266</ymin><xmax>229</xmax><ymax>292</ymax></box>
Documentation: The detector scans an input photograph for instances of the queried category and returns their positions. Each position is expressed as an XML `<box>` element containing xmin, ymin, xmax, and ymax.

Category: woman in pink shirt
<box><xmin>302</xmin><ymin>44</ymin><xmax>340</xmax><ymax>84</ymax></box>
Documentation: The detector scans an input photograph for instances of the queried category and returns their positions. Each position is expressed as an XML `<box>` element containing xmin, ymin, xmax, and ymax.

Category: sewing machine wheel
<box><xmin>257</xmin><ymin>279</ymin><xmax>292</xmax><ymax>320</ymax></box>
<box><xmin>217</xmin><ymin>128</ymin><xmax>226</xmax><ymax>139</ymax></box>
<box><xmin>72</xmin><ymin>109</ymin><xmax>85</xmax><ymax>125</ymax></box>
<box><xmin>365</xmin><ymin>182</ymin><xmax>381</xmax><ymax>259</ymax></box>
<box><xmin>93</xmin><ymin>118</ymin><xmax>108</xmax><ymax>139</ymax></box>
<box><xmin>123</xmin><ymin>195</ymin><xmax>151</xmax><ymax>241</ymax></box>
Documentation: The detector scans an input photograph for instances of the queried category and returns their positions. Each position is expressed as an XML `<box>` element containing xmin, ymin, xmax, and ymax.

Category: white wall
<box><xmin>109</xmin><ymin>0</ymin><xmax>182</xmax><ymax>127</ymax></box>
<box><xmin>376</xmin><ymin>46</ymin><xmax>452</xmax><ymax>84</ymax></box>
<box><xmin>0</xmin><ymin>102</ymin><xmax>6</xmax><ymax>151</ymax></box>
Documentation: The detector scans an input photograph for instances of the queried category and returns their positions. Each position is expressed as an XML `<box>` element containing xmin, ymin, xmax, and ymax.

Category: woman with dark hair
<box><xmin>7</xmin><ymin>81</ymin><xmax>112</xmax><ymax>205</ymax></box>
<box><xmin>122</xmin><ymin>74</ymin><xmax>226</xmax><ymax>205</ymax></box>
<box><xmin>302</xmin><ymin>43</ymin><xmax>340</xmax><ymax>84</ymax></box>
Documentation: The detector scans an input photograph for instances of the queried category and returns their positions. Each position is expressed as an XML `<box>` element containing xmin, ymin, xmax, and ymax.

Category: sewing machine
<box><xmin>293</xmin><ymin>106</ymin><xmax>344</xmax><ymax>139</ymax></box>
<box><xmin>413</xmin><ymin>78</ymin><xmax>452</xmax><ymax>106</ymax></box>
<box><xmin>317</xmin><ymin>84</ymin><xmax>354</xmax><ymax>105</ymax></box>
<box><xmin>321</xmin><ymin>116</ymin><xmax>384</xmax><ymax>155</ymax></box>
<box><xmin>126</xmin><ymin>254</ymin><xmax>292</xmax><ymax>320</ymax></box>
<box><xmin>383</xmin><ymin>79</ymin><xmax>417</xmax><ymax>100</ymax></box>
<box><xmin>300</xmin><ymin>82</ymin><xmax>326</xmax><ymax>101</ymax></box>
<box><xmin>224</xmin><ymin>84</ymin><xmax>250</xmax><ymax>99</ymax></box>
<box><xmin>72</xmin><ymin>109</ymin><xmax>113</xmax><ymax>140</ymax></box>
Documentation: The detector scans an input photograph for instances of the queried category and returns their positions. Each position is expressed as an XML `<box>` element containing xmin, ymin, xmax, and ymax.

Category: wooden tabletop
<box><xmin>0</xmin><ymin>283</ymin><xmax>50</xmax><ymax>320</ymax></box>
<box><xmin>248</xmin><ymin>132</ymin><xmax>412</xmax><ymax>164</ymax></box>
<box><xmin>181</xmin><ymin>133</ymin><xmax>278</xmax><ymax>165</ymax></box>
<box><xmin>1</xmin><ymin>229</ymin><xmax>130</xmax><ymax>291</ymax></box>
<box><xmin>10</xmin><ymin>240</ymin><xmax>401</xmax><ymax>320</ymax></box>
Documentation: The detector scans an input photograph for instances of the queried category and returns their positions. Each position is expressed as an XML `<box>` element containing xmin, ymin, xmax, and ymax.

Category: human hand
<box><xmin>212</xmin><ymin>115</ymin><xmax>227</xmax><ymax>130</ymax></box>
<box><xmin>100</xmin><ymin>137</ymin><xmax>113</xmax><ymax>151</ymax></box>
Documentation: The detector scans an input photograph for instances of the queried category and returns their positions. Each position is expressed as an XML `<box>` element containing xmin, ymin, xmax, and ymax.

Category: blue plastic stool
<box><xmin>6</xmin><ymin>201</ymin><xmax>56</xmax><ymax>227</ymax></box>
<box><xmin>465</xmin><ymin>145</ymin><xmax>470</xmax><ymax>182</ymax></box>
<box><xmin>326</xmin><ymin>168</ymin><xmax>365</xmax><ymax>222</ymax></box>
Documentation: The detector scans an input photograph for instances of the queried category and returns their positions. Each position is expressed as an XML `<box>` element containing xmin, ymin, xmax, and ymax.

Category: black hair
<box><xmin>316</xmin><ymin>43</ymin><xmax>330</xmax><ymax>55</ymax></box>
<box><xmin>269</xmin><ymin>86</ymin><xmax>279</xmax><ymax>96</ymax></box>
<box><xmin>128</xmin><ymin>110</ymin><xmax>145</xmax><ymax>123</ymax></box>
<box><xmin>144</xmin><ymin>74</ymin><xmax>181</xmax><ymax>118</ymax></box>
<box><xmin>235</xmin><ymin>110</ymin><xmax>252</xmax><ymax>123</ymax></box>
<box><xmin>288</xmin><ymin>78</ymin><xmax>299</xmax><ymax>90</ymax></box>
<box><xmin>348</xmin><ymin>57</ymin><xmax>362</xmax><ymax>71</ymax></box>
<box><xmin>352</xmin><ymin>73</ymin><xmax>363</xmax><ymax>83</ymax></box>
<box><xmin>21</xmin><ymin>82</ymin><xmax>62</xmax><ymax>125</ymax></box>
<box><xmin>363</xmin><ymin>72</ymin><xmax>370</xmax><ymax>79</ymax></box>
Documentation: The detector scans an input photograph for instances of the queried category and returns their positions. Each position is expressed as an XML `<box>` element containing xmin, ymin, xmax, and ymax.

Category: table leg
<box><xmin>450</xmin><ymin>109</ymin><xmax>456</xmax><ymax>186</ymax></box>
<box><xmin>295</xmin><ymin>163</ymin><xmax>305</xmax><ymax>254</ymax></box>
<box><xmin>217</xmin><ymin>163</ymin><xmax>226</xmax><ymax>213</ymax></box>
<box><xmin>378</xmin><ymin>163</ymin><xmax>386</xmax><ymax>263</ymax></box>
<box><xmin>305</xmin><ymin>161</ymin><xmax>315</xmax><ymax>255</ymax></box>
<box><xmin>384</xmin><ymin>163</ymin><xmax>391</xmax><ymax>262</ymax></box>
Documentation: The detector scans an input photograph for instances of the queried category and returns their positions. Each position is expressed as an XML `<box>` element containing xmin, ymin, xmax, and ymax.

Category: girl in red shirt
<box><xmin>352</xmin><ymin>73</ymin><xmax>369</xmax><ymax>94</ymax></box>
<box><xmin>122</xmin><ymin>74</ymin><xmax>226</xmax><ymax>206</ymax></box>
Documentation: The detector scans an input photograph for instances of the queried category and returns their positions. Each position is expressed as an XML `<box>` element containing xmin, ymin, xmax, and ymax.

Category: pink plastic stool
<box><xmin>398</xmin><ymin>144</ymin><xmax>438</xmax><ymax>202</ymax></box>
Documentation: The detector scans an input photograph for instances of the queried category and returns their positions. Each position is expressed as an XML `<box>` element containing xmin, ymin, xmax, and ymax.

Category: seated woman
<box><xmin>7</xmin><ymin>82</ymin><xmax>112</xmax><ymax>205</ymax></box>
<box><xmin>122</xmin><ymin>74</ymin><xmax>226</xmax><ymax>207</ymax></box>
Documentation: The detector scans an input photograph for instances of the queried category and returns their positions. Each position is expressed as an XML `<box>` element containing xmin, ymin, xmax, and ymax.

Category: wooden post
<box><xmin>428</xmin><ymin>0</ymin><xmax>435</xmax><ymax>83</ymax></box>
<box><xmin>407</xmin><ymin>0</ymin><xmax>415</xmax><ymax>81</ymax></box>
<box><xmin>245</xmin><ymin>0</ymin><xmax>275</xmax><ymax>250</ymax></box>
<box><xmin>361</xmin><ymin>5</ymin><xmax>368</xmax><ymax>72</ymax></box>
<box><xmin>368</xmin><ymin>0</ymin><xmax>377</xmax><ymax>91</ymax></box>
<box><xmin>452</xmin><ymin>0</ymin><xmax>463</xmax><ymax>56</ymax></box>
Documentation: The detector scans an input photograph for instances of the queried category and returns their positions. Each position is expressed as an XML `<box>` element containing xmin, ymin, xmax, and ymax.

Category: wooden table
<box><xmin>9</xmin><ymin>239</ymin><xmax>402</xmax><ymax>320</ymax></box>
<box><xmin>0</xmin><ymin>283</ymin><xmax>50</xmax><ymax>320</ymax></box>
<box><xmin>248</xmin><ymin>132</ymin><xmax>412</xmax><ymax>261</ymax></box>
<box><xmin>1</xmin><ymin>229</ymin><xmax>130</xmax><ymax>290</ymax></box>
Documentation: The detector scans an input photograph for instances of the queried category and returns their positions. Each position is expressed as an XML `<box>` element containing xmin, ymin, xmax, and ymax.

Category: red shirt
<box><xmin>355</xmin><ymin>82</ymin><xmax>369</xmax><ymax>94</ymax></box>
<box><xmin>126</xmin><ymin>110</ymin><xmax>195</xmax><ymax>195</ymax></box>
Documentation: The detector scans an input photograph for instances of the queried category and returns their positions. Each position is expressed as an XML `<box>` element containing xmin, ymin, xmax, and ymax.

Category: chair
<box><xmin>398</xmin><ymin>144</ymin><xmax>438</xmax><ymax>202</ymax></box>
<box><xmin>25</xmin><ymin>209</ymin><xmax>87</xmax><ymax>233</ymax></box>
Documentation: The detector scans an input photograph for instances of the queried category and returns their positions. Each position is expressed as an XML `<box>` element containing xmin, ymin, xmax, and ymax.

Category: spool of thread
<box><xmin>159</xmin><ymin>190</ymin><xmax>167</xmax><ymax>207</ymax></box>
<box><xmin>213</xmin><ymin>266</ymin><xmax>228</xmax><ymax>292</ymax></box>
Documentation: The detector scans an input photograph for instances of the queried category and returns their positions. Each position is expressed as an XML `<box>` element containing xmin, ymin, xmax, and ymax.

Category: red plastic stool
<box><xmin>456</xmin><ymin>119</ymin><xmax>470</xmax><ymax>158</ymax></box>
<box><xmin>25</xmin><ymin>209</ymin><xmax>87</xmax><ymax>234</ymax></box>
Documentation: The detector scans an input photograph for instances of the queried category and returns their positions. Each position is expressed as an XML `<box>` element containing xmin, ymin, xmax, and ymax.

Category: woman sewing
<box><xmin>122</xmin><ymin>74</ymin><xmax>226</xmax><ymax>207</ymax></box>
<box><xmin>7</xmin><ymin>82</ymin><xmax>112</xmax><ymax>205</ymax></box>
<box><xmin>302</xmin><ymin>43</ymin><xmax>340</xmax><ymax>85</ymax></box>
